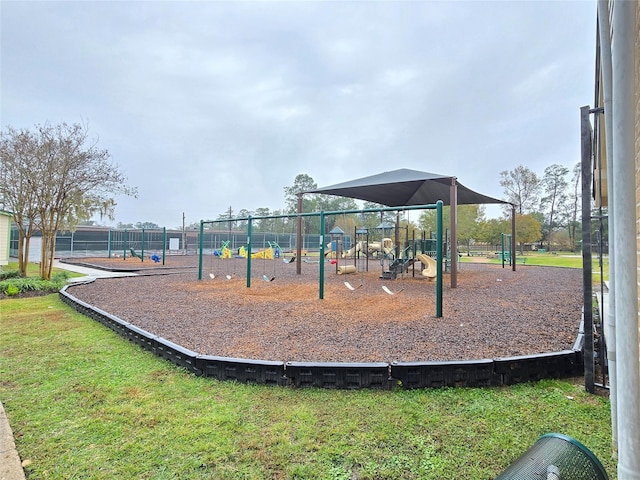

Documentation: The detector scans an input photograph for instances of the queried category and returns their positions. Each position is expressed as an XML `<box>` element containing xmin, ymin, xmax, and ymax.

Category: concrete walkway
<box><xmin>53</xmin><ymin>259</ymin><xmax>138</xmax><ymax>282</ymax></box>
<box><xmin>1</xmin><ymin>261</ymin><xmax>136</xmax><ymax>479</ymax></box>
<box><xmin>0</xmin><ymin>403</ymin><xmax>25</xmax><ymax>480</ymax></box>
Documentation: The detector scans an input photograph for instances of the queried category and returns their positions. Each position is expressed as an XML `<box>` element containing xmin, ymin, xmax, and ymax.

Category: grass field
<box><xmin>0</xmin><ymin>293</ymin><xmax>614</xmax><ymax>479</ymax></box>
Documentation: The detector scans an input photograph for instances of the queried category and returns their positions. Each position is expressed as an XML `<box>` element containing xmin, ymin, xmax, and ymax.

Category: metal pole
<box><xmin>319</xmin><ymin>213</ymin><xmax>325</xmax><ymax>300</ymax></box>
<box><xmin>597</xmin><ymin>0</ymin><xmax>617</xmax><ymax>452</ymax></box>
<box><xmin>198</xmin><ymin>221</ymin><xmax>204</xmax><ymax>280</ymax></box>
<box><xmin>108</xmin><ymin>229</ymin><xmax>112</xmax><ymax>258</ymax></box>
<box><xmin>162</xmin><ymin>227</ymin><xmax>166</xmax><ymax>265</ymax></box>
<box><xmin>581</xmin><ymin>105</ymin><xmax>595</xmax><ymax>394</ymax></box>
<box><xmin>124</xmin><ymin>229</ymin><xmax>128</xmax><ymax>259</ymax></box>
<box><xmin>611</xmin><ymin>2</ymin><xmax>640</xmax><ymax>476</ymax></box>
<box><xmin>141</xmin><ymin>227</ymin><xmax>145</xmax><ymax>262</ymax></box>
<box><xmin>296</xmin><ymin>193</ymin><xmax>303</xmax><ymax>275</ymax></box>
<box><xmin>436</xmin><ymin>200</ymin><xmax>443</xmax><ymax>317</ymax></box>
<box><xmin>511</xmin><ymin>205</ymin><xmax>517</xmax><ymax>271</ymax></box>
<box><xmin>395</xmin><ymin>211</ymin><xmax>400</xmax><ymax>259</ymax></box>
<box><xmin>247</xmin><ymin>217</ymin><xmax>252</xmax><ymax>288</ymax></box>
<box><xmin>450</xmin><ymin>178</ymin><xmax>458</xmax><ymax>288</ymax></box>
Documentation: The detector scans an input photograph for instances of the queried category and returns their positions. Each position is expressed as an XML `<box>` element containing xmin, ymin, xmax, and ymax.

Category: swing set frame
<box><xmin>198</xmin><ymin>201</ymin><xmax>445</xmax><ymax>317</ymax></box>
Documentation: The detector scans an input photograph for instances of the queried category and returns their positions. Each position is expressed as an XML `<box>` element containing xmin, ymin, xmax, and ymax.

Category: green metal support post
<box><xmin>162</xmin><ymin>227</ymin><xmax>166</xmax><ymax>265</ymax></box>
<box><xmin>436</xmin><ymin>200</ymin><xmax>443</xmax><ymax>318</ymax></box>
<box><xmin>319</xmin><ymin>213</ymin><xmax>325</xmax><ymax>300</ymax></box>
<box><xmin>247</xmin><ymin>217</ymin><xmax>253</xmax><ymax>288</ymax></box>
<box><xmin>197</xmin><ymin>221</ymin><xmax>204</xmax><ymax>280</ymax></box>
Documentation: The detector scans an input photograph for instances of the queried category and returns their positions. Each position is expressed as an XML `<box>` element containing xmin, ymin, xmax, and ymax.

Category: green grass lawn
<box><xmin>460</xmin><ymin>252</ymin><xmax>609</xmax><ymax>282</ymax></box>
<box><xmin>0</xmin><ymin>294</ymin><xmax>614</xmax><ymax>479</ymax></box>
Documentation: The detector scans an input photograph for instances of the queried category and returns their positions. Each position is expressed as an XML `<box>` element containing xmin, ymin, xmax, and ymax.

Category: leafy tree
<box><xmin>474</xmin><ymin>218</ymin><xmax>510</xmax><ymax>245</ymax></box>
<box><xmin>515</xmin><ymin>214</ymin><xmax>542</xmax><ymax>252</ymax></box>
<box><xmin>284</xmin><ymin>174</ymin><xmax>319</xmax><ymax>234</ymax></box>
<box><xmin>1</xmin><ymin>122</ymin><xmax>136</xmax><ymax>279</ymax></box>
<box><xmin>117</xmin><ymin>222</ymin><xmax>135</xmax><ymax>229</ymax></box>
<box><xmin>499</xmin><ymin>165</ymin><xmax>540</xmax><ymax>215</ymax></box>
<box><xmin>565</xmin><ymin>162</ymin><xmax>582</xmax><ymax>251</ymax></box>
<box><xmin>235</xmin><ymin>208</ymin><xmax>252</xmax><ymax>231</ymax></box>
<box><xmin>418</xmin><ymin>204</ymin><xmax>485</xmax><ymax>247</ymax></box>
<box><xmin>253</xmin><ymin>207</ymin><xmax>273</xmax><ymax>232</ymax></box>
<box><xmin>540</xmin><ymin>164</ymin><xmax>569</xmax><ymax>250</ymax></box>
<box><xmin>284</xmin><ymin>174</ymin><xmax>317</xmax><ymax>213</ymax></box>
<box><xmin>317</xmin><ymin>195</ymin><xmax>358</xmax><ymax>233</ymax></box>
<box><xmin>216</xmin><ymin>206</ymin><xmax>236</xmax><ymax>232</ymax></box>
<box><xmin>283</xmin><ymin>173</ymin><xmax>358</xmax><ymax>234</ymax></box>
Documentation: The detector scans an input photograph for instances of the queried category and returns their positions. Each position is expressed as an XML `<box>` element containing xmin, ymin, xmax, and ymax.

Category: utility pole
<box><xmin>182</xmin><ymin>212</ymin><xmax>186</xmax><ymax>255</ymax></box>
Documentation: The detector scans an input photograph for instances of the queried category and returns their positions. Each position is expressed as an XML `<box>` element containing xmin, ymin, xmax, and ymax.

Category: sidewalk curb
<box><xmin>0</xmin><ymin>402</ymin><xmax>26</xmax><ymax>480</ymax></box>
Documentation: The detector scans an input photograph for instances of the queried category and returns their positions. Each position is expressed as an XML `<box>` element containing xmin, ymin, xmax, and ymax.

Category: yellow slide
<box><xmin>416</xmin><ymin>253</ymin><xmax>437</xmax><ymax>279</ymax></box>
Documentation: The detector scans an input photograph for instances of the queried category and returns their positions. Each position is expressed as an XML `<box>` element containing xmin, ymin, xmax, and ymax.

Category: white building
<box><xmin>0</xmin><ymin>210</ymin><xmax>12</xmax><ymax>268</ymax></box>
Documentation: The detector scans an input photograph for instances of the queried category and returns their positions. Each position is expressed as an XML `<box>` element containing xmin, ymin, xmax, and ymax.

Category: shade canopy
<box><xmin>306</xmin><ymin>168</ymin><xmax>508</xmax><ymax>207</ymax></box>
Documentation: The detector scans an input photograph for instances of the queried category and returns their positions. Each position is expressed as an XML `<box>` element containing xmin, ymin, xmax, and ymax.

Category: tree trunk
<box><xmin>40</xmin><ymin>229</ymin><xmax>57</xmax><ymax>280</ymax></box>
<box><xmin>17</xmin><ymin>232</ymin><xmax>26</xmax><ymax>277</ymax></box>
<box><xmin>46</xmin><ymin>234</ymin><xmax>56</xmax><ymax>280</ymax></box>
<box><xmin>16</xmin><ymin>227</ymin><xmax>32</xmax><ymax>278</ymax></box>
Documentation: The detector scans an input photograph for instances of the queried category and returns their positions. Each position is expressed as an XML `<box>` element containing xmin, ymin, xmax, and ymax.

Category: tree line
<box><xmin>205</xmin><ymin>165</ymin><xmax>585</xmax><ymax>252</ymax></box>
<box><xmin>114</xmin><ymin>164</ymin><xmax>586</xmax><ymax>253</ymax></box>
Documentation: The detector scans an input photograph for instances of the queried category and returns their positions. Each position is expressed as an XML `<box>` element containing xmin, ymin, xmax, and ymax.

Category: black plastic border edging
<box><xmin>58</xmin><ymin>284</ymin><xmax>584</xmax><ymax>390</ymax></box>
<box><xmin>286</xmin><ymin>361</ymin><xmax>391</xmax><ymax>389</ymax></box>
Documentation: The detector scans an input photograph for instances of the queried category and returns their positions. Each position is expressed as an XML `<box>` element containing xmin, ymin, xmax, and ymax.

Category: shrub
<box><xmin>0</xmin><ymin>270</ymin><xmax>22</xmax><ymax>281</ymax></box>
<box><xmin>1</xmin><ymin>271</ymin><xmax>72</xmax><ymax>297</ymax></box>
<box><xmin>5</xmin><ymin>284</ymin><xmax>19</xmax><ymax>296</ymax></box>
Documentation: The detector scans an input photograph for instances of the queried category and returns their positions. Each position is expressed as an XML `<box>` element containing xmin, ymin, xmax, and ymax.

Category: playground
<box><xmin>65</xmin><ymin>254</ymin><xmax>582</xmax><ymax>364</ymax></box>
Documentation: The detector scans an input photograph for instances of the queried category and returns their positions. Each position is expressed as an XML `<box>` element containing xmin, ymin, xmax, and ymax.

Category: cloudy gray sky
<box><xmin>1</xmin><ymin>1</ymin><xmax>596</xmax><ymax>228</ymax></box>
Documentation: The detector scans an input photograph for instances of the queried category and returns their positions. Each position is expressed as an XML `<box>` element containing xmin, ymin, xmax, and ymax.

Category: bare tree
<box><xmin>499</xmin><ymin>165</ymin><xmax>540</xmax><ymax>215</ymax></box>
<box><xmin>0</xmin><ymin>127</ymin><xmax>40</xmax><ymax>276</ymax></box>
<box><xmin>1</xmin><ymin>122</ymin><xmax>137</xmax><ymax>279</ymax></box>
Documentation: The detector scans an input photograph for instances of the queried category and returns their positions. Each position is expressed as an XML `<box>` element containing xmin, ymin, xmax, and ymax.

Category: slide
<box><xmin>367</xmin><ymin>238</ymin><xmax>394</xmax><ymax>257</ymax></box>
<box><xmin>416</xmin><ymin>253</ymin><xmax>437</xmax><ymax>279</ymax></box>
<box><xmin>342</xmin><ymin>241</ymin><xmax>364</xmax><ymax>258</ymax></box>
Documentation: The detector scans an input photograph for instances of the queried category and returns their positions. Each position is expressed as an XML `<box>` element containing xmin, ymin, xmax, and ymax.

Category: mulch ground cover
<box><xmin>63</xmin><ymin>255</ymin><xmax>583</xmax><ymax>363</ymax></box>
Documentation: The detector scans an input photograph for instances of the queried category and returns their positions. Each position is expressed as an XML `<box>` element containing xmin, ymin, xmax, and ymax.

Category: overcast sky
<box><xmin>1</xmin><ymin>1</ymin><xmax>596</xmax><ymax>229</ymax></box>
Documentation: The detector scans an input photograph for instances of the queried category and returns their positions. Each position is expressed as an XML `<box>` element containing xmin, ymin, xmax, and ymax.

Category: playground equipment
<box><xmin>499</xmin><ymin>233</ymin><xmax>513</xmax><ymax>269</ymax></box>
<box><xmin>197</xmin><ymin>201</ymin><xmax>444</xmax><ymax>317</ymax></box>
<box><xmin>109</xmin><ymin>228</ymin><xmax>167</xmax><ymax>264</ymax></box>
<box><xmin>208</xmin><ymin>240</ymin><xmax>237</xmax><ymax>280</ymax></box>
<box><xmin>344</xmin><ymin>271</ymin><xmax>364</xmax><ymax>290</ymax></box>
<box><xmin>416</xmin><ymin>253</ymin><xmax>437</xmax><ymax>279</ymax></box>
<box><xmin>380</xmin><ymin>245</ymin><xmax>415</xmax><ymax>280</ymax></box>
<box><xmin>239</xmin><ymin>246</ymin><xmax>274</xmax><ymax>259</ymax></box>
<box><xmin>342</xmin><ymin>240</ymin><xmax>365</xmax><ymax>258</ymax></box>
<box><xmin>342</xmin><ymin>226</ymin><xmax>370</xmax><ymax>291</ymax></box>
<box><xmin>214</xmin><ymin>241</ymin><xmax>233</xmax><ymax>259</ymax></box>
<box><xmin>129</xmin><ymin>248</ymin><xmax>162</xmax><ymax>264</ymax></box>
<box><xmin>367</xmin><ymin>238</ymin><xmax>394</xmax><ymax>257</ymax></box>
<box><xmin>380</xmin><ymin>245</ymin><xmax>413</xmax><ymax>294</ymax></box>
<box><xmin>337</xmin><ymin>265</ymin><xmax>356</xmax><ymax>274</ymax></box>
